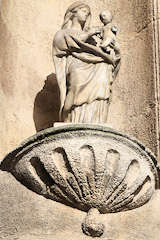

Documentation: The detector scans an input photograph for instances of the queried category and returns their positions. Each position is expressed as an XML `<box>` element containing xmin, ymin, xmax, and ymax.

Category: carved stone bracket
<box><xmin>1</xmin><ymin>124</ymin><xmax>159</xmax><ymax>237</ymax></box>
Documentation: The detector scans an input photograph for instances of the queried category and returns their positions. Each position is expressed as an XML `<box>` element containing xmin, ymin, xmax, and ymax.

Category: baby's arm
<box><xmin>100</xmin><ymin>37</ymin><xmax>113</xmax><ymax>48</ymax></box>
<box><xmin>100</xmin><ymin>29</ymin><xmax>114</xmax><ymax>48</ymax></box>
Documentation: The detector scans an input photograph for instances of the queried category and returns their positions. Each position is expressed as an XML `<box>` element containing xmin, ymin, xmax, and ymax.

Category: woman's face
<box><xmin>75</xmin><ymin>7</ymin><xmax>90</xmax><ymax>24</ymax></box>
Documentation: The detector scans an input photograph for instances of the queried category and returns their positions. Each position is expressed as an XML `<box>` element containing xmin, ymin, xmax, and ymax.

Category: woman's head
<box><xmin>62</xmin><ymin>1</ymin><xmax>91</xmax><ymax>30</ymax></box>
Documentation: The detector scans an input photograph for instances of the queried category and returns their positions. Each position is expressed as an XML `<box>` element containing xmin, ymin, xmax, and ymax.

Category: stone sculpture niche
<box><xmin>0</xmin><ymin>1</ymin><xmax>160</xmax><ymax>239</ymax></box>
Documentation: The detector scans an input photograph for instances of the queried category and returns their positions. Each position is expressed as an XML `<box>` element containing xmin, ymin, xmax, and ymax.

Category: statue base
<box><xmin>1</xmin><ymin>124</ymin><xmax>160</xmax><ymax>239</ymax></box>
<box><xmin>53</xmin><ymin>122</ymin><xmax>113</xmax><ymax>128</ymax></box>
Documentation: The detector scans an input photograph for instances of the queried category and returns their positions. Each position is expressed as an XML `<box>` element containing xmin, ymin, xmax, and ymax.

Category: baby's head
<box><xmin>99</xmin><ymin>10</ymin><xmax>113</xmax><ymax>25</ymax></box>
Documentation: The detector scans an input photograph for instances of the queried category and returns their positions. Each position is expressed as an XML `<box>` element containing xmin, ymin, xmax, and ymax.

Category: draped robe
<box><xmin>53</xmin><ymin>29</ymin><xmax>120</xmax><ymax>123</ymax></box>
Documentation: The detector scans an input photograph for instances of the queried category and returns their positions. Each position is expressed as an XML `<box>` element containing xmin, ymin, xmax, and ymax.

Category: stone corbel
<box><xmin>1</xmin><ymin>125</ymin><xmax>159</xmax><ymax>237</ymax></box>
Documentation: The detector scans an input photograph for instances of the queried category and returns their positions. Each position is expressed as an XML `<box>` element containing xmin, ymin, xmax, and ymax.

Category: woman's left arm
<box><xmin>70</xmin><ymin>35</ymin><xmax>115</xmax><ymax>65</ymax></box>
<box><xmin>77</xmin><ymin>27</ymin><xmax>102</xmax><ymax>42</ymax></box>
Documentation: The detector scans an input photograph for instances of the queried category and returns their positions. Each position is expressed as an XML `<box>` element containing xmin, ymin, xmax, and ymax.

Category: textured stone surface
<box><xmin>1</xmin><ymin>125</ymin><xmax>158</xmax><ymax>215</ymax></box>
<box><xmin>152</xmin><ymin>0</ymin><xmax>160</xmax><ymax>160</ymax></box>
<box><xmin>0</xmin><ymin>0</ymin><xmax>159</xmax><ymax>239</ymax></box>
<box><xmin>1</xmin><ymin>171</ymin><xmax>160</xmax><ymax>240</ymax></box>
<box><xmin>82</xmin><ymin>208</ymin><xmax>105</xmax><ymax>237</ymax></box>
<box><xmin>0</xmin><ymin>0</ymin><xmax>158</xmax><ymax>159</ymax></box>
<box><xmin>1</xmin><ymin>125</ymin><xmax>159</xmax><ymax>238</ymax></box>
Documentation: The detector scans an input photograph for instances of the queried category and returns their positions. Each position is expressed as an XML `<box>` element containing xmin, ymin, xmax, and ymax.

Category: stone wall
<box><xmin>152</xmin><ymin>0</ymin><xmax>160</xmax><ymax>160</ymax></box>
<box><xmin>0</xmin><ymin>0</ymin><xmax>159</xmax><ymax>159</ymax></box>
<box><xmin>0</xmin><ymin>0</ymin><xmax>159</xmax><ymax>239</ymax></box>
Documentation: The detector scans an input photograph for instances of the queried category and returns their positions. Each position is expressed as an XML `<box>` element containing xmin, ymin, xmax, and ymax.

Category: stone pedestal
<box><xmin>1</xmin><ymin>124</ymin><xmax>160</xmax><ymax>239</ymax></box>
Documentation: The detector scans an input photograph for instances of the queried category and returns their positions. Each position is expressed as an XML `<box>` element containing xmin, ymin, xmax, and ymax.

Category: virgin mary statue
<box><xmin>53</xmin><ymin>1</ymin><xmax>120</xmax><ymax>123</ymax></box>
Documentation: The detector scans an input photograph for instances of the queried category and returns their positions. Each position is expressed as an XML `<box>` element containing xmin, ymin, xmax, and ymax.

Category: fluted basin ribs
<box><xmin>1</xmin><ymin>125</ymin><xmax>159</xmax><ymax>213</ymax></box>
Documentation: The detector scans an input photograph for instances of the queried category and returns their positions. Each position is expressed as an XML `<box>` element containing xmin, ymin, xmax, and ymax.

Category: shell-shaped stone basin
<box><xmin>1</xmin><ymin>124</ymin><xmax>159</xmax><ymax>213</ymax></box>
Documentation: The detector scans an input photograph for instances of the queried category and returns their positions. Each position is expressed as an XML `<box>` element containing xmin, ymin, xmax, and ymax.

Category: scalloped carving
<box><xmin>1</xmin><ymin>125</ymin><xmax>159</xmax><ymax>214</ymax></box>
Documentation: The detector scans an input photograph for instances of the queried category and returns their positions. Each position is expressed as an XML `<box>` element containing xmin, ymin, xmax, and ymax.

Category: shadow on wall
<box><xmin>33</xmin><ymin>73</ymin><xmax>60</xmax><ymax>132</ymax></box>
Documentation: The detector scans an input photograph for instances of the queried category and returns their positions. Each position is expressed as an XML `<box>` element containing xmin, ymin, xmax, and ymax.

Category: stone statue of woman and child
<box><xmin>53</xmin><ymin>1</ymin><xmax>121</xmax><ymax>124</ymax></box>
<box><xmin>1</xmin><ymin>3</ymin><xmax>160</xmax><ymax>240</ymax></box>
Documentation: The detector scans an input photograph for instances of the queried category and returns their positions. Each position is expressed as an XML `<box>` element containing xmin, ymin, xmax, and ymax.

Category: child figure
<box><xmin>99</xmin><ymin>10</ymin><xmax>119</xmax><ymax>56</ymax></box>
<box><xmin>99</xmin><ymin>10</ymin><xmax>121</xmax><ymax>81</ymax></box>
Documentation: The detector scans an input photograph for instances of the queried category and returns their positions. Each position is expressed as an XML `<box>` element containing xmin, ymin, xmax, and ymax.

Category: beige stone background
<box><xmin>0</xmin><ymin>0</ymin><xmax>159</xmax><ymax>158</ymax></box>
<box><xmin>0</xmin><ymin>0</ymin><xmax>160</xmax><ymax>239</ymax></box>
